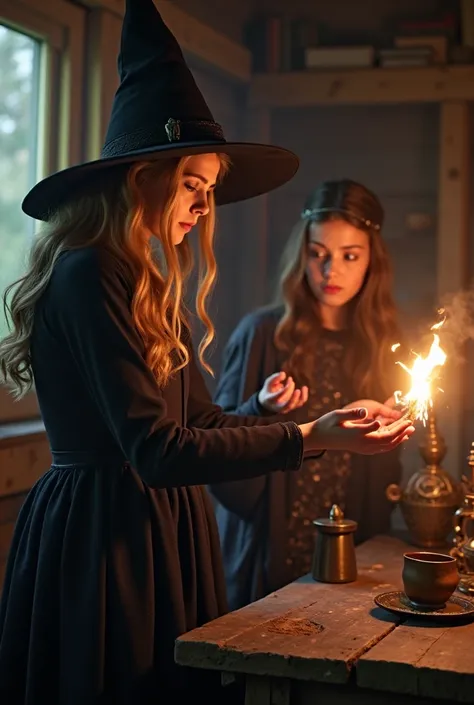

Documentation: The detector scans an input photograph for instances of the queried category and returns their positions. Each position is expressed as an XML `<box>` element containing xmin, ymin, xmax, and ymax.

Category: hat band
<box><xmin>101</xmin><ymin>118</ymin><xmax>226</xmax><ymax>158</ymax></box>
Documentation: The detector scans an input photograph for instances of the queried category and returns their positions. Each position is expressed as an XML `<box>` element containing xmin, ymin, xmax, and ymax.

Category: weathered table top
<box><xmin>175</xmin><ymin>535</ymin><xmax>474</xmax><ymax>703</ymax></box>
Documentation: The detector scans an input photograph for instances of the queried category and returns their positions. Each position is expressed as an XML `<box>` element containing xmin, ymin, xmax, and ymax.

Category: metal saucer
<box><xmin>374</xmin><ymin>590</ymin><xmax>474</xmax><ymax>622</ymax></box>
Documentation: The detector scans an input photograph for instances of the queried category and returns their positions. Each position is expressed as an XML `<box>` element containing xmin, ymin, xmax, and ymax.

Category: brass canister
<box><xmin>311</xmin><ymin>504</ymin><xmax>358</xmax><ymax>583</ymax></box>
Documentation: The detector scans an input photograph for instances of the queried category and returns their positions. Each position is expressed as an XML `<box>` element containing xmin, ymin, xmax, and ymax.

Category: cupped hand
<box><xmin>258</xmin><ymin>371</ymin><xmax>309</xmax><ymax>414</ymax></box>
<box><xmin>300</xmin><ymin>406</ymin><xmax>415</xmax><ymax>456</ymax></box>
<box><xmin>344</xmin><ymin>397</ymin><xmax>402</xmax><ymax>426</ymax></box>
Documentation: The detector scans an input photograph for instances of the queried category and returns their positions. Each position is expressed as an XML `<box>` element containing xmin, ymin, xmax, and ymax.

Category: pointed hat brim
<box><xmin>22</xmin><ymin>140</ymin><xmax>299</xmax><ymax>221</ymax></box>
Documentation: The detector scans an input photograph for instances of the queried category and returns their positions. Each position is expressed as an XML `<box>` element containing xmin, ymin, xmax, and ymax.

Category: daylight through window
<box><xmin>0</xmin><ymin>24</ymin><xmax>42</xmax><ymax>339</ymax></box>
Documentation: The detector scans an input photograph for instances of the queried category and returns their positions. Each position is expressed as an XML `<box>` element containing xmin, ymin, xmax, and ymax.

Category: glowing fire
<box><xmin>392</xmin><ymin>318</ymin><xmax>447</xmax><ymax>425</ymax></box>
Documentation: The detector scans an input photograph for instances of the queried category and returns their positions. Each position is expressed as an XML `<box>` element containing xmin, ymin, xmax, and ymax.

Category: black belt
<box><xmin>51</xmin><ymin>449</ymin><xmax>129</xmax><ymax>467</ymax></box>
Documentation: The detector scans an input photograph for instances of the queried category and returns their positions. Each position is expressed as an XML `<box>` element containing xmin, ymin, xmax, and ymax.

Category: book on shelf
<box><xmin>378</xmin><ymin>46</ymin><xmax>433</xmax><ymax>68</ymax></box>
<box><xmin>395</xmin><ymin>11</ymin><xmax>458</xmax><ymax>40</ymax></box>
<box><xmin>243</xmin><ymin>11</ymin><xmax>456</xmax><ymax>75</ymax></box>
<box><xmin>243</xmin><ymin>15</ymin><xmax>318</xmax><ymax>72</ymax></box>
<box><xmin>305</xmin><ymin>46</ymin><xmax>374</xmax><ymax>70</ymax></box>
<box><xmin>394</xmin><ymin>35</ymin><xmax>448</xmax><ymax>64</ymax></box>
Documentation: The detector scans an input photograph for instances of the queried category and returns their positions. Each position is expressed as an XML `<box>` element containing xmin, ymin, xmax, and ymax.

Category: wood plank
<box><xmin>78</xmin><ymin>0</ymin><xmax>251</xmax><ymax>82</ymax></box>
<box><xmin>414</xmin><ymin>626</ymin><xmax>474</xmax><ymax>702</ymax></box>
<box><xmin>0</xmin><ymin>437</ymin><xmax>51</xmax><ymax>498</ymax></box>
<box><xmin>0</xmin><ymin>493</ymin><xmax>27</xmax><ymax>524</ymax></box>
<box><xmin>249</xmin><ymin>66</ymin><xmax>474</xmax><ymax>108</ymax></box>
<box><xmin>84</xmin><ymin>7</ymin><xmax>122</xmax><ymax>160</ymax></box>
<box><xmin>435</xmin><ymin>102</ymin><xmax>470</xmax><ymax>480</ymax></box>
<box><xmin>0</xmin><ymin>0</ymin><xmax>63</xmax><ymax>49</ymax></box>
<box><xmin>175</xmin><ymin>536</ymin><xmax>410</xmax><ymax>683</ymax></box>
<box><xmin>357</xmin><ymin>624</ymin><xmax>452</xmax><ymax>695</ymax></box>
<box><xmin>5</xmin><ymin>0</ymin><xmax>83</xmax><ymax>26</ymax></box>
<box><xmin>0</xmin><ymin>420</ymin><xmax>45</xmax><ymax>444</ymax></box>
<box><xmin>357</xmin><ymin>621</ymin><xmax>474</xmax><ymax>702</ymax></box>
<box><xmin>177</xmin><ymin>535</ymin><xmax>473</xmax><ymax>701</ymax></box>
<box><xmin>0</xmin><ymin>387</ymin><xmax>40</xmax><ymax>424</ymax></box>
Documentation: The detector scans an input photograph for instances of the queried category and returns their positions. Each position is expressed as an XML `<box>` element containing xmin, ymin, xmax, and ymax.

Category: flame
<box><xmin>431</xmin><ymin>316</ymin><xmax>446</xmax><ymax>331</ymax></box>
<box><xmin>392</xmin><ymin>319</ymin><xmax>447</xmax><ymax>425</ymax></box>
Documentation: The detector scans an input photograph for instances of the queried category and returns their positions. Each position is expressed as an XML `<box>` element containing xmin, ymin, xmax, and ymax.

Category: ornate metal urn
<box><xmin>386</xmin><ymin>406</ymin><xmax>461</xmax><ymax>548</ymax></box>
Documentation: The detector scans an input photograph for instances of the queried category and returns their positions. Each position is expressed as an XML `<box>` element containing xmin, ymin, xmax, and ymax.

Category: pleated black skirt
<box><xmin>0</xmin><ymin>460</ymin><xmax>234</xmax><ymax>704</ymax></box>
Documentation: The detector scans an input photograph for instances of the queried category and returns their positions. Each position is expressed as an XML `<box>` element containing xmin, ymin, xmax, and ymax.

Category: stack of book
<box><xmin>243</xmin><ymin>10</ymin><xmax>457</xmax><ymax>74</ymax></box>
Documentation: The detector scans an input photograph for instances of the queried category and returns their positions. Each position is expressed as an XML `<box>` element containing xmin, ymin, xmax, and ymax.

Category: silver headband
<box><xmin>301</xmin><ymin>207</ymin><xmax>381</xmax><ymax>231</ymax></box>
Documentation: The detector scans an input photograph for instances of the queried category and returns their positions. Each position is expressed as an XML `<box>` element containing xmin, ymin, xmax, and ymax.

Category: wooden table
<box><xmin>175</xmin><ymin>535</ymin><xmax>474</xmax><ymax>704</ymax></box>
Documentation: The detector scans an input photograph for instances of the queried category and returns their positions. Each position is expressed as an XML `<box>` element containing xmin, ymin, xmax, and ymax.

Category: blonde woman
<box><xmin>211</xmin><ymin>179</ymin><xmax>407</xmax><ymax>611</ymax></box>
<box><xmin>0</xmin><ymin>4</ymin><xmax>414</xmax><ymax>703</ymax></box>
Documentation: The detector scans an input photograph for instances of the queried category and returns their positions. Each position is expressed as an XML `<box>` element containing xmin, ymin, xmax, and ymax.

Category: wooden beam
<box><xmin>78</xmin><ymin>0</ymin><xmax>251</xmax><ymax>82</ymax></box>
<box><xmin>0</xmin><ymin>0</ymin><xmax>63</xmax><ymax>48</ymax></box>
<box><xmin>3</xmin><ymin>0</ymin><xmax>82</xmax><ymax>28</ymax></box>
<box><xmin>461</xmin><ymin>0</ymin><xmax>474</xmax><ymax>48</ymax></box>
<box><xmin>239</xmin><ymin>107</ymin><xmax>271</xmax><ymax>314</ymax></box>
<box><xmin>57</xmin><ymin>3</ymin><xmax>86</xmax><ymax>168</ymax></box>
<box><xmin>84</xmin><ymin>8</ymin><xmax>122</xmax><ymax>160</ymax></box>
<box><xmin>249</xmin><ymin>65</ymin><xmax>474</xmax><ymax>108</ymax></box>
<box><xmin>436</xmin><ymin>101</ymin><xmax>470</xmax><ymax>478</ymax></box>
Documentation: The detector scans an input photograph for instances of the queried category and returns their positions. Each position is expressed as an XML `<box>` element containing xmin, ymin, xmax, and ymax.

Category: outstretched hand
<box><xmin>258</xmin><ymin>371</ymin><xmax>308</xmax><ymax>414</ymax></box>
<box><xmin>344</xmin><ymin>397</ymin><xmax>402</xmax><ymax>426</ymax></box>
<box><xmin>300</xmin><ymin>406</ymin><xmax>415</xmax><ymax>456</ymax></box>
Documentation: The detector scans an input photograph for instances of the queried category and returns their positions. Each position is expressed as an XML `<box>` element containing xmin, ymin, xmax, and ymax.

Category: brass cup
<box><xmin>402</xmin><ymin>551</ymin><xmax>459</xmax><ymax>610</ymax></box>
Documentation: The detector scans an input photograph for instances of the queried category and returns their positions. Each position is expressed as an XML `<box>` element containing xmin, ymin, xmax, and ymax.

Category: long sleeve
<box><xmin>185</xmin><ymin>336</ymin><xmax>274</xmax><ymax>430</ymax></box>
<box><xmin>49</xmin><ymin>249</ymin><xmax>303</xmax><ymax>489</ymax></box>
<box><xmin>212</xmin><ymin>311</ymin><xmax>275</xmax><ymax>416</ymax></box>
<box><xmin>207</xmin><ymin>310</ymin><xmax>281</xmax><ymax>516</ymax></box>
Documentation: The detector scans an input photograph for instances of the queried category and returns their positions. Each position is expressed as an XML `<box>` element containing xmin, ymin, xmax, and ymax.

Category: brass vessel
<box><xmin>311</xmin><ymin>504</ymin><xmax>358</xmax><ymax>583</ymax></box>
<box><xmin>402</xmin><ymin>551</ymin><xmax>459</xmax><ymax>609</ymax></box>
<box><xmin>386</xmin><ymin>406</ymin><xmax>461</xmax><ymax>548</ymax></box>
<box><xmin>451</xmin><ymin>442</ymin><xmax>474</xmax><ymax>596</ymax></box>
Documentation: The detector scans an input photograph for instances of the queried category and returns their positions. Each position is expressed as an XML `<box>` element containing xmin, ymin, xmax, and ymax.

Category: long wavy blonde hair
<box><xmin>0</xmin><ymin>154</ymin><xmax>230</xmax><ymax>398</ymax></box>
<box><xmin>274</xmin><ymin>179</ymin><xmax>401</xmax><ymax>400</ymax></box>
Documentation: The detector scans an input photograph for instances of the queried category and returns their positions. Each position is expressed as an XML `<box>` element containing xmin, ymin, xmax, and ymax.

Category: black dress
<box><xmin>209</xmin><ymin>306</ymin><xmax>402</xmax><ymax>610</ymax></box>
<box><xmin>0</xmin><ymin>249</ymin><xmax>302</xmax><ymax>705</ymax></box>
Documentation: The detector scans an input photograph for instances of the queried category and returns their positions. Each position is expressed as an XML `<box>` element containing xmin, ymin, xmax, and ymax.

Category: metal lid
<box><xmin>312</xmin><ymin>504</ymin><xmax>358</xmax><ymax>534</ymax></box>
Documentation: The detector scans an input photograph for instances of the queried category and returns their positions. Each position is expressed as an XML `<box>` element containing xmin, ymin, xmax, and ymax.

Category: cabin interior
<box><xmin>1</xmin><ymin>0</ymin><xmax>474</xmax><ymax>594</ymax></box>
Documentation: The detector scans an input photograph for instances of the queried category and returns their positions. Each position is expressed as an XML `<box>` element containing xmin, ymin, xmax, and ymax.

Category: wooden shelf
<box><xmin>80</xmin><ymin>0</ymin><xmax>251</xmax><ymax>82</ymax></box>
<box><xmin>249</xmin><ymin>65</ymin><xmax>474</xmax><ymax>108</ymax></box>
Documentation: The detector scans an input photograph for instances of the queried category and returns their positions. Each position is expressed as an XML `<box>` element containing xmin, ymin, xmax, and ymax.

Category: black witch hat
<box><xmin>22</xmin><ymin>0</ymin><xmax>299</xmax><ymax>221</ymax></box>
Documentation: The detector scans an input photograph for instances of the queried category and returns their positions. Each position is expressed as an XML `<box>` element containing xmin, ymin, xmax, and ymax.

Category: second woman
<box><xmin>211</xmin><ymin>179</ymin><xmax>407</xmax><ymax>610</ymax></box>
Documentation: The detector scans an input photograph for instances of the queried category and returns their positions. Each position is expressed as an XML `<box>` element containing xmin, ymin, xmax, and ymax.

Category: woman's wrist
<box><xmin>299</xmin><ymin>421</ymin><xmax>320</xmax><ymax>451</ymax></box>
<box><xmin>299</xmin><ymin>421</ymin><xmax>327</xmax><ymax>457</ymax></box>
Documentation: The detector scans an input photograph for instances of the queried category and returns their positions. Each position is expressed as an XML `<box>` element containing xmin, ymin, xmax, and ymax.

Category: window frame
<box><xmin>0</xmin><ymin>0</ymin><xmax>86</xmax><ymax>423</ymax></box>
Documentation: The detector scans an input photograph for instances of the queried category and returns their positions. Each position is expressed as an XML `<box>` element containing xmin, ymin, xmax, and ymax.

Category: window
<box><xmin>0</xmin><ymin>0</ymin><xmax>85</xmax><ymax>423</ymax></box>
<box><xmin>0</xmin><ymin>24</ymin><xmax>41</xmax><ymax>342</ymax></box>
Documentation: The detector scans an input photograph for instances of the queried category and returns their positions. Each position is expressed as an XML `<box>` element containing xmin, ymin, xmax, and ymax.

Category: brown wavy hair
<box><xmin>274</xmin><ymin>179</ymin><xmax>401</xmax><ymax>400</ymax></box>
<box><xmin>0</xmin><ymin>154</ymin><xmax>230</xmax><ymax>398</ymax></box>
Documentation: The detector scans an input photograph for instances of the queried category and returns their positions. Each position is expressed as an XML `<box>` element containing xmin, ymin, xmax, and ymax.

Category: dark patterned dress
<box><xmin>210</xmin><ymin>306</ymin><xmax>402</xmax><ymax>611</ymax></box>
<box><xmin>286</xmin><ymin>329</ymin><xmax>352</xmax><ymax>581</ymax></box>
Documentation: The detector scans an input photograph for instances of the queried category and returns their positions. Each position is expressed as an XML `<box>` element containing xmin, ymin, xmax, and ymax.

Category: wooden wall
<box><xmin>0</xmin><ymin>433</ymin><xmax>51</xmax><ymax>586</ymax></box>
<box><xmin>1</xmin><ymin>0</ymin><xmax>473</xmax><ymax>584</ymax></box>
<box><xmin>255</xmin><ymin>0</ymin><xmax>458</xmax><ymax>32</ymax></box>
<box><xmin>173</xmin><ymin>0</ymin><xmax>253</xmax><ymax>41</ymax></box>
<box><xmin>261</xmin><ymin>103</ymin><xmax>440</xmax><ymax>503</ymax></box>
